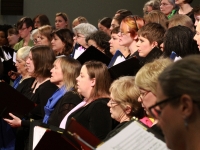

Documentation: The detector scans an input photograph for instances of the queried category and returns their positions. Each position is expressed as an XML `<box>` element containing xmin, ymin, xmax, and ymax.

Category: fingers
<box><xmin>8</xmin><ymin>113</ymin><xmax>16</xmax><ymax>119</ymax></box>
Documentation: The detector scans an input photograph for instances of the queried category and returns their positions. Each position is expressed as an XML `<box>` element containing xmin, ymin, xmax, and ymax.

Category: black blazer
<box><xmin>66</xmin><ymin>98</ymin><xmax>118</xmax><ymax>140</ymax></box>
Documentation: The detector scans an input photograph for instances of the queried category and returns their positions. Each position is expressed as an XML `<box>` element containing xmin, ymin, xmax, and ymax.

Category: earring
<box><xmin>184</xmin><ymin>118</ymin><xmax>188</xmax><ymax>128</ymax></box>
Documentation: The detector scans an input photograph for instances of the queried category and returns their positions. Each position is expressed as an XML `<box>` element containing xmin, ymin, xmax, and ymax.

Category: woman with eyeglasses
<box><xmin>36</xmin><ymin>25</ymin><xmax>52</xmax><ymax>47</ymax></box>
<box><xmin>73</xmin><ymin>23</ymin><xmax>97</xmax><ymax>49</ymax></box>
<box><xmin>151</xmin><ymin>55</ymin><xmax>200</xmax><ymax>150</ymax></box>
<box><xmin>160</xmin><ymin>0</ymin><xmax>178</xmax><ymax>19</ymax></box>
<box><xmin>105</xmin><ymin>76</ymin><xmax>144</xmax><ymax>141</ymax></box>
<box><xmin>135</xmin><ymin>58</ymin><xmax>172</xmax><ymax>127</ymax></box>
<box><xmin>118</xmin><ymin>15</ymin><xmax>144</xmax><ymax>59</ymax></box>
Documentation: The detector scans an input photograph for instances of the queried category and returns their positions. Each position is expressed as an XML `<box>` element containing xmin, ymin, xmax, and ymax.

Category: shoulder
<box><xmin>88</xmin><ymin>98</ymin><xmax>110</xmax><ymax>110</ymax></box>
<box><xmin>13</xmin><ymin>40</ymin><xmax>23</xmax><ymax>51</ymax></box>
<box><xmin>39</xmin><ymin>80</ymin><xmax>58</xmax><ymax>91</ymax></box>
<box><xmin>61</xmin><ymin>91</ymin><xmax>82</xmax><ymax>104</ymax></box>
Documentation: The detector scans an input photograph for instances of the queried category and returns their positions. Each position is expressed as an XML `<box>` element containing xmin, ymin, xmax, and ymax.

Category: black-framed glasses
<box><xmin>148</xmin><ymin>96</ymin><xmax>180</xmax><ymax>119</ymax></box>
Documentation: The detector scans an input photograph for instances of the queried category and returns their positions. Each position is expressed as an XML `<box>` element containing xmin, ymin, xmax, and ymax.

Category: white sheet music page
<box><xmin>113</xmin><ymin>55</ymin><xmax>125</xmax><ymax>66</ymax></box>
<box><xmin>32</xmin><ymin>126</ymin><xmax>47</xmax><ymax>150</ymax></box>
<box><xmin>74</xmin><ymin>46</ymin><xmax>85</xmax><ymax>59</ymax></box>
<box><xmin>13</xmin><ymin>52</ymin><xmax>16</xmax><ymax>63</ymax></box>
<box><xmin>96</xmin><ymin>121</ymin><xmax>169</xmax><ymax>150</ymax></box>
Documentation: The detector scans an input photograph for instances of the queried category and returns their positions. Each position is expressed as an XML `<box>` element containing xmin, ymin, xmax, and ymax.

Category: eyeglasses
<box><xmin>108</xmin><ymin>99</ymin><xmax>119</xmax><ymax>107</ymax></box>
<box><xmin>148</xmin><ymin>96</ymin><xmax>180</xmax><ymax>119</ymax></box>
<box><xmin>139</xmin><ymin>91</ymin><xmax>149</xmax><ymax>101</ymax></box>
<box><xmin>160</xmin><ymin>3</ymin><xmax>170</xmax><ymax>6</ymax></box>
<box><xmin>74</xmin><ymin>33</ymin><xmax>85</xmax><ymax>39</ymax></box>
<box><xmin>18</xmin><ymin>27</ymin><xmax>27</xmax><ymax>31</ymax></box>
<box><xmin>118</xmin><ymin>30</ymin><xmax>130</xmax><ymax>36</ymax></box>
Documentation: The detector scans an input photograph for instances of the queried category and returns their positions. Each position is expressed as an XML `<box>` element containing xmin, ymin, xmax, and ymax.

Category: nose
<box><xmin>138</xmin><ymin>96</ymin><xmax>142</xmax><ymax>102</ymax></box>
<box><xmin>136</xmin><ymin>40</ymin><xmax>140</xmax><ymax>47</ymax></box>
<box><xmin>107</xmin><ymin>100</ymin><xmax>111</xmax><ymax>107</ymax></box>
<box><xmin>193</xmin><ymin>35</ymin><xmax>197</xmax><ymax>41</ymax></box>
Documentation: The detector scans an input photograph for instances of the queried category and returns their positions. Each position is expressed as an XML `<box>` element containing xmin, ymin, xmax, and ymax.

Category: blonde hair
<box><xmin>56</xmin><ymin>12</ymin><xmax>70</xmax><ymax>29</ymax></box>
<box><xmin>168</xmin><ymin>14</ymin><xmax>194</xmax><ymax>32</ymax></box>
<box><xmin>17</xmin><ymin>46</ymin><xmax>31</xmax><ymax>61</ymax></box>
<box><xmin>110</xmin><ymin>76</ymin><xmax>142</xmax><ymax>118</ymax></box>
<box><xmin>38</xmin><ymin>25</ymin><xmax>52</xmax><ymax>42</ymax></box>
<box><xmin>54</xmin><ymin>57</ymin><xmax>81</xmax><ymax>91</ymax></box>
<box><xmin>135</xmin><ymin>58</ymin><xmax>172</xmax><ymax>95</ymax></box>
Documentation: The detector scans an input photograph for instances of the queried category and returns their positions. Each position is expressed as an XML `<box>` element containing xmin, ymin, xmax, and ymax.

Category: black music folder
<box><xmin>0</xmin><ymin>82</ymin><xmax>35</xmax><ymax>119</ymax></box>
<box><xmin>108</xmin><ymin>57</ymin><xmax>141</xmax><ymax>80</ymax></box>
<box><xmin>76</xmin><ymin>46</ymin><xmax>111</xmax><ymax>66</ymax></box>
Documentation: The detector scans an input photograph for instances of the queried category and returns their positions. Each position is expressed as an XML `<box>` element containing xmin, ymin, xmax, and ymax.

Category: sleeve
<box><xmin>30</xmin><ymin>83</ymin><xmax>57</xmax><ymax>120</ymax></box>
<box><xmin>89</xmin><ymin>100</ymin><xmax>113</xmax><ymax>140</ymax></box>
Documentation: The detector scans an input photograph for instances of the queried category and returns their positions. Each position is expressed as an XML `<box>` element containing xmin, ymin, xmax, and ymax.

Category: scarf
<box><xmin>59</xmin><ymin>100</ymin><xmax>86</xmax><ymax>129</ymax></box>
<box><xmin>43</xmin><ymin>85</ymin><xmax>67</xmax><ymax>124</ymax></box>
<box><xmin>13</xmin><ymin>75</ymin><xmax>22</xmax><ymax>89</ymax></box>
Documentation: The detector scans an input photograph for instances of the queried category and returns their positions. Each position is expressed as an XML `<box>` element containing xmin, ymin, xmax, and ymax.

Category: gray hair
<box><xmin>73</xmin><ymin>23</ymin><xmax>97</xmax><ymax>37</ymax></box>
<box><xmin>30</xmin><ymin>29</ymin><xmax>38</xmax><ymax>40</ymax></box>
<box><xmin>17</xmin><ymin>46</ymin><xmax>31</xmax><ymax>60</ymax></box>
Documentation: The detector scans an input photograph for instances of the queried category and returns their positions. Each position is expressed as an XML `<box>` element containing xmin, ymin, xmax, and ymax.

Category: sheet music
<box><xmin>74</xmin><ymin>46</ymin><xmax>85</xmax><ymax>59</ymax></box>
<box><xmin>113</xmin><ymin>55</ymin><xmax>125</xmax><ymax>66</ymax></box>
<box><xmin>174</xmin><ymin>56</ymin><xmax>182</xmax><ymax>62</ymax></box>
<box><xmin>3</xmin><ymin>51</ymin><xmax>12</xmax><ymax>60</ymax></box>
<box><xmin>96</xmin><ymin>121</ymin><xmax>169</xmax><ymax>150</ymax></box>
<box><xmin>33</xmin><ymin>126</ymin><xmax>47</xmax><ymax>150</ymax></box>
<box><xmin>13</xmin><ymin>52</ymin><xmax>16</xmax><ymax>63</ymax></box>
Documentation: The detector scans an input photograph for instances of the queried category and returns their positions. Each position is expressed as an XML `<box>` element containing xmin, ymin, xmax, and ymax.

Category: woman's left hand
<box><xmin>3</xmin><ymin>113</ymin><xmax>22</xmax><ymax>128</ymax></box>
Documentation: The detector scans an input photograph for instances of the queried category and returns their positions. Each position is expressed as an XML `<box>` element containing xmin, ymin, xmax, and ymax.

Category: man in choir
<box><xmin>14</xmin><ymin>17</ymin><xmax>34</xmax><ymax>51</ymax></box>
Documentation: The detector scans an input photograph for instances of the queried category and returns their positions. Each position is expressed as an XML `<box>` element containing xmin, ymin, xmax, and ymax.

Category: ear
<box><xmin>133</xmin><ymin>34</ymin><xmax>138</xmax><ymax>40</ymax></box>
<box><xmin>151</xmin><ymin>41</ymin><xmax>158</xmax><ymax>48</ymax></box>
<box><xmin>125</xmin><ymin>105</ymin><xmax>132</xmax><ymax>115</ymax></box>
<box><xmin>28</xmin><ymin>26</ymin><xmax>32</xmax><ymax>32</ymax></box>
<box><xmin>179</xmin><ymin>94</ymin><xmax>194</xmax><ymax>119</ymax></box>
<box><xmin>90</xmin><ymin>78</ymin><xmax>96</xmax><ymax>87</ymax></box>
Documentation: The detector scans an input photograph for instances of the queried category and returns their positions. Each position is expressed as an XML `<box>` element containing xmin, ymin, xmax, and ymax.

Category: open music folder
<box><xmin>96</xmin><ymin>120</ymin><xmax>169</xmax><ymax>150</ymax></box>
<box><xmin>29</xmin><ymin>120</ymin><xmax>80</xmax><ymax>150</ymax></box>
<box><xmin>0</xmin><ymin>82</ymin><xmax>35</xmax><ymax>119</ymax></box>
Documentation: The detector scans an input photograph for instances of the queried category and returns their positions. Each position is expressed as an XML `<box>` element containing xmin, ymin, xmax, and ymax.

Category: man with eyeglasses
<box><xmin>14</xmin><ymin>17</ymin><xmax>34</xmax><ymax>51</ymax></box>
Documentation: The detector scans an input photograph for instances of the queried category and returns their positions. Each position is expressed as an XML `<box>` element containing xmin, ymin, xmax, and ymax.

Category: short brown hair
<box><xmin>84</xmin><ymin>61</ymin><xmax>111</xmax><ymax>100</ymax></box>
<box><xmin>31</xmin><ymin>45</ymin><xmax>55</xmax><ymax>78</ymax></box>
<box><xmin>17</xmin><ymin>17</ymin><xmax>34</xmax><ymax>30</ymax></box>
<box><xmin>138</xmin><ymin>22</ymin><xmax>165</xmax><ymax>46</ymax></box>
